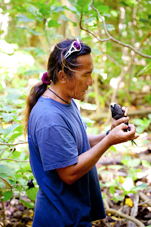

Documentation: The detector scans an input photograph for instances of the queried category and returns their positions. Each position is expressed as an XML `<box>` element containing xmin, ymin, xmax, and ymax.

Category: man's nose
<box><xmin>87</xmin><ymin>75</ymin><xmax>93</xmax><ymax>86</ymax></box>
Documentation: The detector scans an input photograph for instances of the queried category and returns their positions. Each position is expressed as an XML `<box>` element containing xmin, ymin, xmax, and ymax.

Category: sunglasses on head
<box><xmin>64</xmin><ymin>39</ymin><xmax>82</xmax><ymax>59</ymax></box>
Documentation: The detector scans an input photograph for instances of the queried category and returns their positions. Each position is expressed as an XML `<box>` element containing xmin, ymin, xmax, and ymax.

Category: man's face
<box><xmin>66</xmin><ymin>54</ymin><xmax>94</xmax><ymax>100</ymax></box>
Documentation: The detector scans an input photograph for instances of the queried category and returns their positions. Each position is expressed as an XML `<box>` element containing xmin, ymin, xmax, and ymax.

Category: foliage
<box><xmin>98</xmin><ymin>151</ymin><xmax>151</xmax><ymax>204</ymax></box>
<box><xmin>0</xmin><ymin>0</ymin><xmax>151</xmax><ymax>224</ymax></box>
<box><xmin>132</xmin><ymin>114</ymin><xmax>151</xmax><ymax>133</ymax></box>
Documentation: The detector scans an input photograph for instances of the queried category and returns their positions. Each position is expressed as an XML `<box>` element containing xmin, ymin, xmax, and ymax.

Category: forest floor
<box><xmin>1</xmin><ymin>133</ymin><xmax>151</xmax><ymax>227</ymax></box>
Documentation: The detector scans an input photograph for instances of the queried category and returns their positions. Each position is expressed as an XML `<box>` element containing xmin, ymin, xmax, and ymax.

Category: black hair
<box><xmin>48</xmin><ymin>38</ymin><xmax>91</xmax><ymax>84</ymax></box>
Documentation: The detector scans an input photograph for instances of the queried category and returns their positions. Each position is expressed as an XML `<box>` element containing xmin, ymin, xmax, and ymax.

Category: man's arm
<box><xmin>87</xmin><ymin>133</ymin><xmax>106</xmax><ymax>147</ymax></box>
<box><xmin>56</xmin><ymin>123</ymin><xmax>137</xmax><ymax>185</ymax></box>
<box><xmin>87</xmin><ymin>116</ymin><xmax>130</xmax><ymax>147</ymax></box>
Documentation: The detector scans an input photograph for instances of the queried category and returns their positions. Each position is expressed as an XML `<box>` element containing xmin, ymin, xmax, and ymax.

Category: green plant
<box><xmin>132</xmin><ymin>114</ymin><xmax>151</xmax><ymax>133</ymax></box>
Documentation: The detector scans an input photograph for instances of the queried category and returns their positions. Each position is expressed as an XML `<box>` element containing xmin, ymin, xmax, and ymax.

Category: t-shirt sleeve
<box><xmin>36</xmin><ymin>125</ymin><xmax>78</xmax><ymax>171</ymax></box>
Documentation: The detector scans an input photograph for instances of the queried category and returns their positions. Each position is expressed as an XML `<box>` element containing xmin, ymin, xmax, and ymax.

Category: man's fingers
<box><xmin>122</xmin><ymin>106</ymin><xmax>128</xmax><ymax>116</ymax></box>
<box><xmin>116</xmin><ymin>117</ymin><xmax>129</xmax><ymax>125</ymax></box>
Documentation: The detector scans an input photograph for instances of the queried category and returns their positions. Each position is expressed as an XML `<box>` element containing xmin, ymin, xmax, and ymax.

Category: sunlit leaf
<box><xmin>28</xmin><ymin>29</ymin><xmax>42</xmax><ymax>36</ymax></box>
<box><xmin>142</xmin><ymin>160</ymin><xmax>150</xmax><ymax>168</ymax></box>
<box><xmin>16</xmin><ymin>15</ymin><xmax>34</xmax><ymax>23</ymax></box>
<box><xmin>93</xmin><ymin>68</ymin><xmax>104</xmax><ymax>74</ymax></box>
<box><xmin>122</xmin><ymin>177</ymin><xmax>134</xmax><ymax>191</ymax></box>
<box><xmin>97</xmin><ymin>5</ymin><xmax>110</xmax><ymax>13</ymax></box>
<box><xmin>91</xmin><ymin>48</ymin><xmax>102</xmax><ymax>55</ymax></box>
<box><xmin>20</xmin><ymin>199</ymin><xmax>34</xmax><ymax>208</ymax></box>
<box><xmin>77</xmin><ymin>0</ymin><xmax>92</xmax><ymax>8</ymax></box>
<box><xmin>109</xmin><ymin>186</ymin><xmax>115</xmax><ymax>195</ymax></box>
<box><xmin>24</xmin><ymin>69</ymin><xmax>45</xmax><ymax>76</ymax></box>
<box><xmin>108</xmin><ymin>165</ymin><xmax>122</xmax><ymax>170</ymax></box>
<box><xmin>3</xmin><ymin>124</ymin><xmax>20</xmax><ymax>137</ymax></box>
<box><xmin>48</xmin><ymin>19</ymin><xmax>61</xmax><ymax>28</ymax></box>
<box><xmin>2</xmin><ymin>113</ymin><xmax>14</xmax><ymax>122</ymax></box>
<box><xmin>80</xmin><ymin>102</ymin><xmax>97</xmax><ymax>110</ymax></box>
<box><xmin>106</xmin><ymin>24</ymin><xmax>115</xmax><ymax>31</ymax></box>
<box><xmin>26</xmin><ymin>187</ymin><xmax>38</xmax><ymax>201</ymax></box>
<box><xmin>133</xmin><ymin>183</ymin><xmax>148</xmax><ymax>191</ymax></box>
<box><xmin>82</xmin><ymin>117</ymin><xmax>95</xmax><ymax>126</ymax></box>
<box><xmin>2</xmin><ymin>191</ymin><xmax>13</xmax><ymax>201</ymax></box>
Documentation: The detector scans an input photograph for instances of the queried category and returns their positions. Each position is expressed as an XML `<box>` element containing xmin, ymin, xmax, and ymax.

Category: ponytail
<box><xmin>23</xmin><ymin>82</ymin><xmax>47</xmax><ymax>135</ymax></box>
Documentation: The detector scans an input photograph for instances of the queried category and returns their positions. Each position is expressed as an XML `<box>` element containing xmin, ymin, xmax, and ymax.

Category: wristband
<box><xmin>106</xmin><ymin>130</ymin><xmax>110</xmax><ymax>135</ymax></box>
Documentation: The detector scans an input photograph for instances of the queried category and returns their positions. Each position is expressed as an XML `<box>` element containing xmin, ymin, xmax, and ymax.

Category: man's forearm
<box><xmin>87</xmin><ymin>133</ymin><xmax>106</xmax><ymax>147</ymax></box>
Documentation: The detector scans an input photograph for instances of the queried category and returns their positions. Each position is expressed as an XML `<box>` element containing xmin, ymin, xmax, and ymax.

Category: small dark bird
<box><xmin>27</xmin><ymin>179</ymin><xmax>34</xmax><ymax>189</ymax></box>
<box><xmin>110</xmin><ymin>103</ymin><xmax>137</xmax><ymax>146</ymax></box>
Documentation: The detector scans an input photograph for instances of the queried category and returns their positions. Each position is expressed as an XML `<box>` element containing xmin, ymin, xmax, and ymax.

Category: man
<box><xmin>26</xmin><ymin>38</ymin><xmax>137</xmax><ymax>226</ymax></box>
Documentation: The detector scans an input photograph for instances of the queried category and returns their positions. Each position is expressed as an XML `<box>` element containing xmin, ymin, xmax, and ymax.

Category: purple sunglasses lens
<box><xmin>73</xmin><ymin>41</ymin><xmax>81</xmax><ymax>50</ymax></box>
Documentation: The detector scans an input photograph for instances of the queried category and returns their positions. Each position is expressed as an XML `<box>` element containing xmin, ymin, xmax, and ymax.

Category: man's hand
<box><xmin>107</xmin><ymin>123</ymin><xmax>138</xmax><ymax>146</ymax></box>
<box><xmin>109</xmin><ymin>103</ymin><xmax>139</xmax><ymax>145</ymax></box>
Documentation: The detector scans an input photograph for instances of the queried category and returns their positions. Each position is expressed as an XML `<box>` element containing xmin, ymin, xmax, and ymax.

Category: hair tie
<box><xmin>41</xmin><ymin>72</ymin><xmax>51</xmax><ymax>85</ymax></box>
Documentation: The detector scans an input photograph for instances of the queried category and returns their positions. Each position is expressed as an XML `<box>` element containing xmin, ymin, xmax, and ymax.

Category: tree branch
<box><xmin>79</xmin><ymin>11</ymin><xmax>110</xmax><ymax>42</ymax></box>
<box><xmin>0</xmin><ymin>158</ymin><xmax>28</xmax><ymax>162</ymax></box>
<box><xmin>80</xmin><ymin>0</ymin><xmax>151</xmax><ymax>59</ymax></box>
<box><xmin>91</xmin><ymin>0</ymin><xmax>151</xmax><ymax>59</ymax></box>
<box><xmin>105</xmin><ymin>208</ymin><xmax>145</xmax><ymax>227</ymax></box>
<box><xmin>0</xmin><ymin>142</ymin><xmax>27</xmax><ymax>146</ymax></box>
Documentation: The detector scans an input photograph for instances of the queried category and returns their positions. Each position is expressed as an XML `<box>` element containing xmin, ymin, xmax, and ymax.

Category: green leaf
<box><xmin>48</xmin><ymin>19</ymin><xmax>61</xmax><ymax>28</ymax></box>
<box><xmin>109</xmin><ymin>186</ymin><xmax>115</xmax><ymax>195</ymax></box>
<box><xmin>26</xmin><ymin>187</ymin><xmax>38</xmax><ymax>201</ymax></box>
<box><xmin>60</xmin><ymin>15</ymin><xmax>77</xmax><ymax>26</ymax></box>
<box><xmin>127</xmin><ymin>159</ymin><xmax>141</xmax><ymax>167</ymax></box>
<box><xmin>68</xmin><ymin>0</ymin><xmax>77</xmax><ymax>6</ymax></box>
<box><xmin>24</xmin><ymin>69</ymin><xmax>45</xmax><ymax>76</ymax></box>
<box><xmin>0</xmin><ymin>181</ymin><xmax>5</xmax><ymax>188</ymax></box>
<box><xmin>136</xmin><ymin>126</ymin><xmax>145</xmax><ymax>133</ymax></box>
<box><xmin>109</xmin><ymin>146</ymin><xmax>117</xmax><ymax>152</ymax></box>
<box><xmin>3</xmin><ymin>124</ymin><xmax>20</xmax><ymax>137</ymax></box>
<box><xmin>20</xmin><ymin>199</ymin><xmax>34</xmax><ymax>208</ymax></box>
<box><xmin>97</xmin><ymin>5</ymin><xmax>110</xmax><ymax>13</ymax></box>
<box><xmin>132</xmin><ymin>119</ymin><xmax>143</xmax><ymax>126</ymax></box>
<box><xmin>108</xmin><ymin>165</ymin><xmax>123</xmax><ymax>170</ymax></box>
<box><xmin>106</xmin><ymin>24</ymin><xmax>115</xmax><ymax>31</ymax></box>
<box><xmin>0</xmin><ymin>126</ymin><xmax>3</xmax><ymax>134</ymax></box>
<box><xmin>6</xmin><ymin>89</ymin><xmax>23</xmax><ymax>100</ymax></box>
<box><xmin>60</xmin><ymin>15</ymin><xmax>70</xmax><ymax>21</ymax></box>
<box><xmin>133</xmin><ymin>183</ymin><xmax>148</xmax><ymax>191</ymax></box>
<box><xmin>77</xmin><ymin>0</ymin><xmax>92</xmax><ymax>8</ymax></box>
<box><xmin>11</xmin><ymin>150</ymin><xmax>21</xmax><ymax>158</ymax></box>
<box><xmin>112</xmin><ymin>195</ymin><xmax>123</xmax><ymax>201</ymax></box>
<box><xmin>137</xmin><ymin>62</ymin><xmax>151</xmax><ymax>76</ymax></box>
<box><xmin>82</xmin><ymin>117</ymin><xmax>95</xmax><ymax>126</ymax></box>
<box><xmin>97</xmin><ymin>166</ymin><xmax>106</xmax><ymax>172</ymax></box>
<box><xmin>2</xmin><ymin>113</ymin><xmax>14</xmax><ymax>122</ymax></box>
<box><xmin>8</xmin><ymin>132</ymin><xmax>22</xmax><ymax>142</ymax></box>
<box><xmin>80</xmin><ymin>102</ymin><xmax>97</xmax><ymax>110</ymax></box>
<box><xmin>52</xmin><ymin>6</ymin><xmax>65</xmax><ymax>13</ymax></box>
<box><xmin>2</xmin><ymin>105</ymin><xmax>14</xmax><ymax>112</ymax></box>
<box><xmin>93</xmin><ymin>68</ymin><xmax>104</xmax><ymax>74</ymax></box>
<box><xmin>0</xmin><ymin>165</ymin><xmax>14</xmax><ymax>177</ymax></box>
<box><xmin>142</xmin><ymin>160</ymin><xmax>151</xmax><ymax>168</ymax></box>
<box><xmin>2</xmin><ymin>191</ymin><xmax>13</xmax><ymax>201</ymax></box>
<box><xmin>16</xmin><ymin>15</ymin><xmax>34</xmax><ymax>23</ymax></box>
<box><xmin>148</xmin><ymin>114</ymin><xmax>151</xmax><ymax>120</ymax></box>
<box><xmin>91</xmin><ymin>48</ymin><xmax>102</xmax><ymax>55</ymax></box>
<box><xmin>122</xmin><ymin>177</ymin><xmax>134</xmax><ymax>191</ymax></box>
<box><xmin>28</xmin><ymin>29</ymin><xmax>42</xmax><ymax>36</ymax></box>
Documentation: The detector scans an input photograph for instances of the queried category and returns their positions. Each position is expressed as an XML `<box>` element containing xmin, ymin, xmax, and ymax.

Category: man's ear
<box><xmin>58</xmin><ymin>70</ymin><xmax>67</xmax><ymax>83</ymax></box>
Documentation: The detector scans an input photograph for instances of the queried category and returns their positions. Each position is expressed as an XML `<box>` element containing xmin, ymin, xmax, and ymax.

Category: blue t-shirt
<box><xmin>28</xmin><ymin>97</ymin><xmax>106</xmax><ymax>227</ymax></box>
